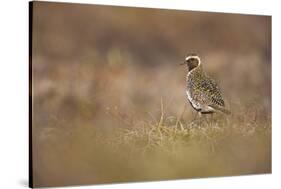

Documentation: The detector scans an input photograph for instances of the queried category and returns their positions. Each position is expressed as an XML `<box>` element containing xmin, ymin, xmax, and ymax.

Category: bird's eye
<box><xmin>187</xmin><ymin>58</ymin><xmax>199</xmax><ymax>71</ymax></box>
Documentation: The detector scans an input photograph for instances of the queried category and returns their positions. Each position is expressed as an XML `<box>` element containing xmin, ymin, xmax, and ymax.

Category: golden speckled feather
<box><xmin>182</xmin><ymin>54</ymin><xmax>230</xmax><ymax>114</ymax></box>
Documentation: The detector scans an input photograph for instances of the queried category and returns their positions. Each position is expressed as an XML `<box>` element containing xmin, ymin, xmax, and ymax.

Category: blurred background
<box><xmin>31</xmin><ymin>1</ymin><xmax>271</xmax><ymax>187</ymax></box>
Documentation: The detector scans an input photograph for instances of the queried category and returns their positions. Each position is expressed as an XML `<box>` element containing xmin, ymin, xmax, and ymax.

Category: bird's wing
<box><xmin>200</xmin><ymin>78</ymin><xmax>225</xmax><ymax>107</ymax></box>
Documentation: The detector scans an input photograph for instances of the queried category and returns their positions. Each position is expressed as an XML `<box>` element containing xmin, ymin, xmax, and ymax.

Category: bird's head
<box><xmin>180</xmin><ymin>53</ymin><xmax>201</xmax><ymax>71</ymax></box>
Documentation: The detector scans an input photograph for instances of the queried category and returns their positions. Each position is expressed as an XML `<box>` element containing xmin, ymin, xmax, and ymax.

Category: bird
<box><xmin>180</xmin><ymin>53</ymin><xmax>230</xmax><ymax>116</ymax></box>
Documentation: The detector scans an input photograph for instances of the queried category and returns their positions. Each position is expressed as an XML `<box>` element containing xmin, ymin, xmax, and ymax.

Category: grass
<box><xmin>33</xmin><ymin>98</ymin><xmax>271</xmax><ymax>187</ymax></box>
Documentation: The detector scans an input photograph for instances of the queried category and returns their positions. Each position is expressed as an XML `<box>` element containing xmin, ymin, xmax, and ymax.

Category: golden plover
<box><xmin>181</xmin><ymin>53</ymin><xmax>230</xmax><ymax>115</ymax></box>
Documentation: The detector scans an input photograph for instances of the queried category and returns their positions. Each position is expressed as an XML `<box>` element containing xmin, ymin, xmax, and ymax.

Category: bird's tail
<box><xmin>210</xmin><ymin>105</ymin><xmax>231</xmax><ymax>115</ymax></box>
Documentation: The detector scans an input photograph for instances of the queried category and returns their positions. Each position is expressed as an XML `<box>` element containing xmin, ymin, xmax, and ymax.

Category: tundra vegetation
<box><xmin>32</xmin><ymin>2</ymin><xmax>271</xmax><ymax>187</ymax></box>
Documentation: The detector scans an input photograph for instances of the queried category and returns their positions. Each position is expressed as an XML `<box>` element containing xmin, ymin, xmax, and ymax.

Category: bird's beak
<box><xmin>180</xmin><ymin>62</ymin><xmax>186</xmax><ymax>66</ymax></box>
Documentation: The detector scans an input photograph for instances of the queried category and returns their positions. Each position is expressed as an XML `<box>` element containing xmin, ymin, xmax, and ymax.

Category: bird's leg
<box><xmin>198</xmin><ymin>112</ymin><xmax>202</xmax><ymax>118</ymax></box>
<box><xmin>194</xmin><ymin>111</ymin><xmax>202</xmax><ymax>122</ymax></box>
<box><xmin>207</xmin><ymin>113</ymin><xmax>214</xmax><ymax>122</ymax></box>
<box><xmin>196</xmin><ymin>112</ymin><xmax>204</xmax><ymax>126</ymax></box>
<box><xmin>202</xmin><ymin>112</ymin><xmax>211</xmax><ymax>126</ymax></box>
<box><xmin>211</xmin><ymin>114</ymin><xmax>214</xmax><ymax>121</ymax></box>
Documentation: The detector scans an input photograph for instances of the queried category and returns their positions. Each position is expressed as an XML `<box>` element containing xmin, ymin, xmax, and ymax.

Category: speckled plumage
<box><xmin>183</xmin><ymin>54</ymin><xmax>230</xmax><ymax>114</ymax></box>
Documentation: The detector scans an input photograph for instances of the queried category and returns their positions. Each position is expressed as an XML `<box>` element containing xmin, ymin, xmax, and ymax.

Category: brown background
<box><xmin>31</xmin><ymin>2</ymin><xmax>271</xmax><ymax>187</ymax></box>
